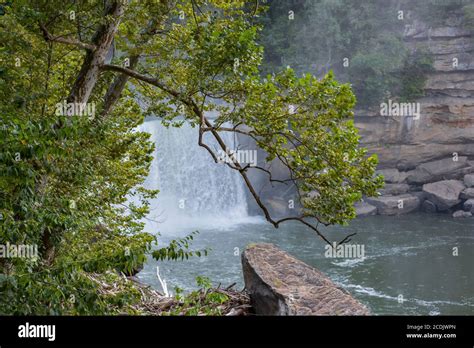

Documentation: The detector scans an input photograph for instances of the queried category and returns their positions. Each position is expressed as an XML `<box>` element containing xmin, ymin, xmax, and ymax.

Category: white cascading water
<box><xmin>138</xmin><ymin>118</ymin><xmax>255</xmax><ymax>234</ymax></box>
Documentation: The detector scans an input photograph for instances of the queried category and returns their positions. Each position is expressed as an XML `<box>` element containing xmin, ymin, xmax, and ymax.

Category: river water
<box><xmin>136</xmin><ymin>119</ymin><xmax>474</xmax><ymax>315</ymax></box>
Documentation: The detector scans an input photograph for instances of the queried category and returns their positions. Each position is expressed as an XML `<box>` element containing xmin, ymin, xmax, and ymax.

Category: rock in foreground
<box><xmin>241</xmin><ymin>243</ymin><xmax>370</xmax><ymax>315</ymax></box>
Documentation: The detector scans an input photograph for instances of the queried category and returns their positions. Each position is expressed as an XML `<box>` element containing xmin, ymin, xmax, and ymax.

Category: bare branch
<box><xmin>101</xmin><ymin>64</ymin><xmax>334</xmax><ymax>245</ymax></box>
<box><xmin>198</xmin><ymin>115</ymin><xmax>332</xmax><ymax>245</ymax></box>
<box><xmin>338</xmin><ymin>233</ymin><xmax>357</xmax><ymax>245</ymax></box>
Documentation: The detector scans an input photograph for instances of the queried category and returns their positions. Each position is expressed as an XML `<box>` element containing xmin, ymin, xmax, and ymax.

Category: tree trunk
<box><xmin>67</xmin><ymin>1</ymin><xmax>125</xmax><ymax>104</ymax></box>
<box><xmin>41</xmin><ymin>1</ymin><xmax>125</xmax><ymax>263</ymax></box>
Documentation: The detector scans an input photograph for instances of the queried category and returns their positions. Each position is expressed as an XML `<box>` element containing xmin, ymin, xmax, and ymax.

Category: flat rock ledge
<box><xmin>241</xmin><ymin>243</ymin><xmax>370</xmax><ymax>315</ymax></box>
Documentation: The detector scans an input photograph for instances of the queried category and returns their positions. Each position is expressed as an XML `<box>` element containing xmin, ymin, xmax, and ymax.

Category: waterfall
<box><xmin>138</xmin><ymin>118</ymin><xmax>255</xmax><ymax>233</ymax></box>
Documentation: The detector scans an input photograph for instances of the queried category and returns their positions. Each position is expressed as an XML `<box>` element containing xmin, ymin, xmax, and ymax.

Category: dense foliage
<box><xmin>0</xmin><ymin>0</ymin><xmax>384</xmax><ymax>314</ymax></box>
<box><xmin>0</xmin><ymin>0</ymin><xmax>204</xmax><ymax>314</ymax></box>
<box><xmin>259</xmin><ymin>0</ymin><xmax>471</xmax><ymax>107</ymax></box>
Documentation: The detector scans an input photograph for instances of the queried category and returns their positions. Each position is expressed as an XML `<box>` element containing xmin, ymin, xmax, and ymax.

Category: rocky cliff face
<box><xmin>355</xmin><ymin>13</ymin><xmax>474</xmax><ymax>171</ymax></box>
<box><xmin>246</xmin><ymin>9</ymin><xmax>474</xmax><ymax>218</ymax></box>
<box><xmin>353</xmin><ymin>11</ymin><xmax>474</xmax><ymax>217</ymax></box>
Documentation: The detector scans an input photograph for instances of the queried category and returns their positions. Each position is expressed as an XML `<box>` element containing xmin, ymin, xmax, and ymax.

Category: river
<box><xmin>136</xmin><ymin>119</ymin><xmax>474</xmax><ymax>315</ymax></box>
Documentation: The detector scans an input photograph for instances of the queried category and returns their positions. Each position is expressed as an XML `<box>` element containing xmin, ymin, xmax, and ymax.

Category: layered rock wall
<box><xmin>354</xmin><ymin>13</ymin><xmax>474</xmax><ymax>218</ymax></box>
<box><xmin>355</xmin><ymin>17</ymin><xmax>474</xmax><ymax>171</ymax></box>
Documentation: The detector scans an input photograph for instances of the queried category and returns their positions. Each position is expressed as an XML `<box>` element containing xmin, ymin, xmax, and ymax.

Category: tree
<box><xmin>0</xmin><ymin>0</ymin><xmax>382</xmax><ymax>313</ymax></box>
<box><xmin>259</xmin><ymin>0</ymin><xmax>445</xmax><ymax>107</ymax></box>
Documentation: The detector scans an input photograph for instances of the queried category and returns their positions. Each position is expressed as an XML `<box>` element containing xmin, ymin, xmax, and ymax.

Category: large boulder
<box><xmin>464</xmin><ymin>199</ymin><xmax>474</xmax><ymax>213</ymax></box>
<box><xmin>376</xmin><ymin>168</ymin><xmax>408</xmax><ymax>183</ymax></box>
<box><xmin>365</xmin><ymin>194</ymin><xmax>420</xmax><ymax>215</ymax></box>
<box><xmin>378</xmin><ymin>183</ymin><xmax>411</xmax><ymax>196</ymax></box>
<box><xmin>422</xmin><ymin>200</ymin><xmax>437</xmax><ymax>213</ymax></box>
<box><xmin>460</xmin><ymin>188</ymin><xmax>474</xmax><ymax>200</ymax></box>
<box><xmin>354</xmin><ymin>201</ymin><xmax>377</xmax><ymax>217</ymax></box>
<box><xmin>241</xmin><ymin>243</ymin><xmax>370</xmax><ymax>315</ymax></box>
<box><xmin>464</xmin><ymin>174</ymin><xmax>474</xmax><ymax>188</ymax></box>
<box><xmin>422</xmin><ymin>180</ymin><xmax>465</xmax><ymax>211</ymax></box>
<box><xmin>406</xmin><ymin>157</ymin><xmax>470</xmax><ymax>185</ymax></box>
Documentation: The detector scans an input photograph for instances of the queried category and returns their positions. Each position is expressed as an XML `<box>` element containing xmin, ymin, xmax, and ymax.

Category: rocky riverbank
<box><xmin>356</xmin><ymin>159</ymin><xmax>474</xmax><ymax>218</ymax></box>
<box><xmin>245</xmin><ymin>10</ymin><xmax>473</xmax><ymax>220</ymax></box>
<box><xmin>354</xmin><ymin>11</ymin><xmax>474</xmax><ymax>219</ymax></box>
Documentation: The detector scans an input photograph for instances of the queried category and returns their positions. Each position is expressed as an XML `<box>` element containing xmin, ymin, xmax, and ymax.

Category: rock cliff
<box><xmin>245</xmin><ymin>7</ymin><xmax>474</xmax><ymax>218</ymax></box>
<box><xmin>352</xmin><ymin>11</ymin><xmax>474</xmax><ymax>217</ymax></box>
<box><xmin>355</xmin><ymin>13</ymin><xmax>473</xmax><ymax>171</ymax></box>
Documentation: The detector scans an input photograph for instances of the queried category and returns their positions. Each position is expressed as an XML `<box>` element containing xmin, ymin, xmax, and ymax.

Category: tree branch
<box><xmin>39</xmin><ymin>23</ymin><xmax>97</xmax><ymax>51</ymax></box>
<box><xmin>101</xmin><ymin>64</ymin><xmax>335</xmax><ymax>246</ymax></box>
<box><xmin>100</xmin><ymin>15</ymin><xmax>170</xmax><ymax>119</ymax></box>
<box><xmin>101</xmin><ymin>56</ymin><xmax>139</xmax><ymax>118</ymax></box>
<box><xmin>101</xmin><ymin>64</ymin><xmax>188</xmax><ymax>103</ymax></box>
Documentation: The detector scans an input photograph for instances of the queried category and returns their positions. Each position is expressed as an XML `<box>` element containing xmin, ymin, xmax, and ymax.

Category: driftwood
<box><xmin>85</xmin><ymin>273</ymin><xmax>252</xmax><ymax>316</ymax></box>
<box><xmin>134</xmin><ymin>281</ymin><xmax>252</xmax><ymax>316</ymax></box>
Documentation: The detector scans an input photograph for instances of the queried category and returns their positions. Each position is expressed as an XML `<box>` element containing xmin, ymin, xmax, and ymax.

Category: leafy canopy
<box><xmin>0</xmin><ymin>0</ymin><xmax>382</xmax><ymax>314</ymax></box>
